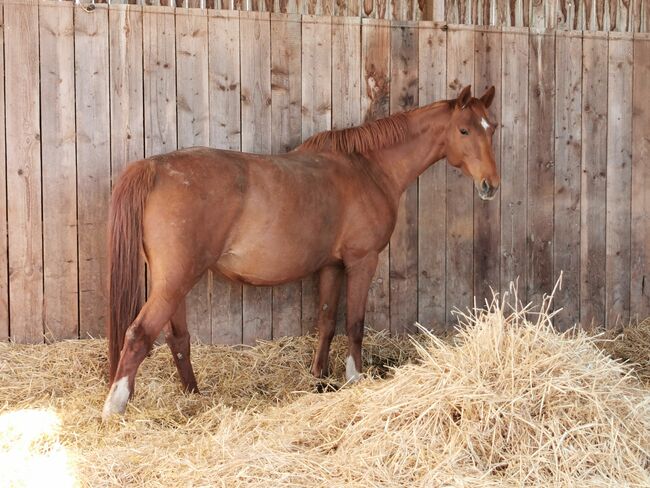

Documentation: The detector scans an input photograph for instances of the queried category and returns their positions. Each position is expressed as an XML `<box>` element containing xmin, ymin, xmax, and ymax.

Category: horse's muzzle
<box><xmin>477</xmin><ymin>179</ymin><xmax>499</xmax><ymax>201</ymax></box>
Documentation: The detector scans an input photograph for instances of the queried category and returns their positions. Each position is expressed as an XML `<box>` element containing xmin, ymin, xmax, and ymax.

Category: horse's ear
<box><xmin>456</xmin><ymin>85</ymin><xmax>472</xmax><ymax>109</ymax></box>
<box><xmin>480</xmin><ymin>86</ymin><xmax>496</xmax><ymax>108</ymax></box>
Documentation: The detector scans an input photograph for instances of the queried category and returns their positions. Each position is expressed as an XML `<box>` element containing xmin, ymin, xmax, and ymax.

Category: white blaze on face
<box><xmin>345</xmin><ymin>355</ymin><xmax>361</xmax><ymax>383</ymax></box>
<box><xmin>102</xmin><ymin>376</ymin><xmax>130</xmax><ymax>420</ymax></box>
<box><xmin>480</xmin><ymin>117</ymin><xmax>490</xmax><ymax>131</ymax></box>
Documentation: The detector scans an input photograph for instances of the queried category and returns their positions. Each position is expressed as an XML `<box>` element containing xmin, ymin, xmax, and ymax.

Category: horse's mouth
<box><xmin>476</xmin><ymin>180</ymin><xmax>499</xmax><ymax>201</ymax></box>
<box><xmin>478</xmin><ymin>189</ymin><xmax>498</xmax><ymax>201</ymax></box>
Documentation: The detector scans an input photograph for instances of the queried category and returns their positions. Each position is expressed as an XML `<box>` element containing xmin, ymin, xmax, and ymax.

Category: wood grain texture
<box><xmin>270</xmin><ymin>13</ymin><xmax>302</xmax><ymax>338</ymax></box>
<box><xmin>553</xmin><ymin>31</ymin><xmax>582</xmax><ymax>330</ymax></box>
<box><xmin>389</xmin><ymin>23</ymin><xmax>418</xmax><ymax>335</ymax></box>
<box><xmin>526</xmin><ymin>30</ymin><xmax>555</xmax><ymax>309</ymax></box>
<box><xmin>605</xmin><ymin>32</ymin><xmax>633</xmax><ymax>327</ymax></box>
<box><xmin>0</xmin><ymin>5</ymin><xmax>7</xmax><ymax>341</ymax></box>
<box><xmin>176</xmin><ymin>9</ymin><xmax>212</xmax><ymax>342</ymax></box>
<box><xmin>417</xmin><ymin>22</ymin><xmax>446</xmax><ymax>331</ymax></box>
<box><xmin>473</xmin><ymin>26</ymin><xmax>501</xmax><ymax>310</ymax></box>
<box><xmin>500</xmin><ymin>28</ymin><xmax>528</xmax><ymax>300</ymax></box>
<box><xmin>209</xmin><ymin>10</ymin><xmax>244</xmax><ymax>344</ymax></box>
<box><xmin>75</xmin><ymin>4</ymin><xmax>111</xmax><ymax>339</ymax></box>
<box><xmin>361</xmin><ymin>18</ymin><xmax>391</xmax><ymax>331</ymax></box>
<box><xmin>301</xmin><ymin>15</ymin><xmax>332</xmax><ymax>335</ymax></box>
<box><xmin>40</xmin><ymin>2</ymin><xmax>78</xmax><ymax>341</ymax></box>
<box><xmin>332</xmin><ymin>17</ymin><xmax>361</xmax><ymax>333</ymax></box>
<box><xmin>5</xmin><ymin>3</ymin><xmax>43</xmax><ymax>343</ymax></box>
<box><xmin>240</xmin><ymin>11</ymin><xmax>273</xmax><ymax>343</ymax></box>
<box><xmin>446</xmin><ymin>25</ymin><xmax>474</xmax><ymax>326</ymax></box>
<box><xmin>143</xmin><ymin>7</ymin><xmax>177</xmax><ymax>157</ymax></box>
<box><xmin>109</xmin><ymin>5</ymin><xmax>144</xmax><ymax>181</ymax></box>
<box><xmin>580</xmin><ymin>32</ymin><xmax>608</xmax><ymax>329</ymax></box>
<box><xmin>630</xmin><ymin>33</ymin><xmax>650</xmax><ymax>322</ymax></box>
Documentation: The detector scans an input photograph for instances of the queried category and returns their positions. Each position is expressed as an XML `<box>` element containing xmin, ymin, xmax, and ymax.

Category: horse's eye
<box><xmin>460</xmin><ymin>128</ymin><xmax>469</xmax><ymax>135</ymax></box>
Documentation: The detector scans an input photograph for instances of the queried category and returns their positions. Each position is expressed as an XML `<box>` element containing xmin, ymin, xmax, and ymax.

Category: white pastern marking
<box><xmin>102</xmin><ymin>377</ymin><xmax>130</xmax><ymax>420</ymax></box>
<box><xmin>345</xmin><ymin>355</ymin><xmax>361</xmax><ymax>383</ymax></box>
<box><xmin>480</xmin><ymin>117</ymin><xmax>490</xmax><ymax>130</ymax></box>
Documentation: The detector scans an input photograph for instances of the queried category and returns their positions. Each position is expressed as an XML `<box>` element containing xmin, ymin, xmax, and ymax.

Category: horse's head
<box><xmin>445</xmin><ymin>85</ymin><xmax>499</xmax><ymax>201</ymax></box>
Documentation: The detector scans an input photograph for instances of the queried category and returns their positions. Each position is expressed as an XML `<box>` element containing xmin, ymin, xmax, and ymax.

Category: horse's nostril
<box><xmin>481</xmin><ymin>179</ymin><xmax>490</xmax><ymax>193</ymax></box>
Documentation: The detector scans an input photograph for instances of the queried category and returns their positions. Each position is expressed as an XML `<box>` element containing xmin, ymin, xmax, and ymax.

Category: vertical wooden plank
<box><xmin>418</xmin><ymin>22</ymin><xmax>446</xmax><ymax>331</ymax></box>
<box><xmin>209</xmin><ymin>10</ymin><xmax>243</xmax><ymax>344</ymax></box>
<box><xmin>500</xmin><ymin>28</ymin><xmax>528</xmax><ymax>299</ymax></box>
<box><xmin>143</xmin><ymin>6</ymin><xmax>177</xmax><ymax>157</ymax></box>
<box><xmin>301</xmin><ymin>15</ymin><xmax>332</xmax><ymax>335</ymax></box>
<box><xmin>361</xmin><ymin>18</ymin><xmax>391</xmax><ymax>331</ymax></box>
<box><xmin>332</xmin><ymin>16</ymin><xmax>361</xmax><ymax>333</ymax></box>
<box><xmin>75</xmin><ymin>4</ymin><xmax>110</xmax><ymax>339</ymax></box>
<box><xmin>109</xmin><ymin>5</ymin><xmax>144</xmax><ymax>181</ymax></box>
<box><xmin>554</xmin><ymin>31</ymin><xmax>582</xmax><ymax>329</ymax></box>
<box><xmin>473</xmin><ymin>26</ymin><xmax>501</xmax><ymax>309</ymax></box>
<box><xmin>526</xmin><ymin>30</ymin><xmax>555</xmax><ymax>309</ymax></box>
<box><xmin>0</xmin><ymin>5</ymin><xmax>7</xmax><ymax>341</ymax></box>
<box><xmin>240</xmin><ymin>11</ymin><xmax>273</xmax><ymax>343</ymax></box>
<box><xmin>630</xmin><ymin>33</ymin><xmax>650</xmax><ymax>322</ymax></box>
<box><xmin>5</xmin><ymin>3</ymin><xmax>42</xmax><ymax>343</ymax></box>
<box><xmin>40</xmin><ymin>2</ymin><xmax>78</xmax><ymax>341</ymax></box>
<box><xmin>580</xmin><ymin>32</ymin><xmax>608</xmax><ymax>329</ymax></box>
<box><xmin>332</xmin><ymin>0</ymin><xmax>361</xmax><ymax>15</ymax></box>
<box><xmin>109</xmin><ymin>4</ymin><xmax>146</xmax><ymax>316</ymax></box>
<box><xmin>446</xmin><ymin>25</ymin><xmax>474</xmax><ymax>326</ymax></box>
<box><xmin>270</xmin><ymin>13</ymin><xmax>302</xmax><ymax>338</ymax></box>
<box><xmin>389</xmin><ymin>22</ymin><xmax>418</xmax><ymax>335</ymax></box>
<box><xmin>176</xmin><ymin>8</ymin><xmax>211</xmax><ymax>342</ymax></box>
<box><xmin>606</xmin><ymin>32</ymin><xmax>633</xmax><ymax>327</ymax></box>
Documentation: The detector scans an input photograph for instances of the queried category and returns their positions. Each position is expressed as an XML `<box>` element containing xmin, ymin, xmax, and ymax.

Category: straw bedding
<box><xmin>1</xmin><ymin>299</ymin><xmax>649</xmax><ymax>487</ymax></box>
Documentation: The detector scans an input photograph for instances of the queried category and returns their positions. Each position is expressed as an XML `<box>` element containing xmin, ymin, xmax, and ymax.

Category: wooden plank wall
<box><xmin>2</xmin><ymin>1</ymin><xmax>649</xmax><ymax>344</ymax></box>
<box><xmin>57</xmin><ymin>0</ymin><xmax>650</xmax><ymax>31</ymax></box>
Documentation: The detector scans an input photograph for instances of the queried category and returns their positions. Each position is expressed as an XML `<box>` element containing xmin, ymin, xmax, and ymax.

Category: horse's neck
<box><xmin>368</xmin><ymin>103</ymin><xmax>450</xmax><ymax>199</ymax></box>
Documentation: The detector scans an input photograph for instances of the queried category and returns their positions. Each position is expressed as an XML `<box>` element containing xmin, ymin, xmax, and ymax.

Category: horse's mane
<box><xmin>297</xmin><ymin>112</ymin><xmax>410</xmax><ymax>154</ymax></box>
<box><xmin>297</xmin><ymin>101</ymin><xmax>451</xmax><ymax>154</ymax></box>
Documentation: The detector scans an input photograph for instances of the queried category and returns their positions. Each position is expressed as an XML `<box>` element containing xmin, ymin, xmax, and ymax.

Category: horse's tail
<box><xmin>107</xmin><ymin>160</ymin><xmax>157</xmax><ymax>384</ymax></box>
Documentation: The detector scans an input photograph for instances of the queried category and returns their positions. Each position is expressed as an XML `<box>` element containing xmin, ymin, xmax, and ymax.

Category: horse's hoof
<box><xmin>101</xmin><ymin>377</ymin><xmax>130</xmax><ymax>421</ymax></box>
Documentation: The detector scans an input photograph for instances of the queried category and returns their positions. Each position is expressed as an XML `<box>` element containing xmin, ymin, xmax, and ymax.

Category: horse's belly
<box><xmin>213</xmin><ymin>241</ymin><xmax>328</xmax><ymax>286</ymax></box>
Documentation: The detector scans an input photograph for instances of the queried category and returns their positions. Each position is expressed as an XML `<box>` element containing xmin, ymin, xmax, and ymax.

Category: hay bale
<box><xmin>1</xmin><ymin>303</ymin><xmax>649</xmax><ymax>487</ymax></box>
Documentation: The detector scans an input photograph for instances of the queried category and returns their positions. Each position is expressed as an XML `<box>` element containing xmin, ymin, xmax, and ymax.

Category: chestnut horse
<box><xmin>102</xmin><ymin>85</ymin><xmax>499</xmax><ymax>419</ymax></box>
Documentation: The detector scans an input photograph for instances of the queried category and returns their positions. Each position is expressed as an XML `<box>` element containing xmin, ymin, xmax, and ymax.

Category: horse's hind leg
<box><xmin>102</xmin><ymin>290</ymin><xmax>182</xmax><ymax>420</ymax></box>
<box><xmin>164</xmin><ymin>298</ymin><xmax>199</xmax><ymax>393</ymax></box>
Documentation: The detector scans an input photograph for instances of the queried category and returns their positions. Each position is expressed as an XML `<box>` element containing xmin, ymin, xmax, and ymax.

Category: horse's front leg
<box><xmin>343</xmin><ymin>252</ymin><xmax>379</xmax><ymax>382</ymax></box>
<box><xmin>310</xmin><ymin>265</ymin><xmax>344</xmax><ymax>378</ymax></box>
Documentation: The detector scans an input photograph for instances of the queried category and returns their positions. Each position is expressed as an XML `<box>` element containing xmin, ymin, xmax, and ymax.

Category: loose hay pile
<box><xmin>1</xmin><ymin>300</ymin><xmax>649</xmax><ymax>487</ymax></box>
<box><xmin>599</xmin><ymin>316</ymin><xmax>650</xmax><ymax>384</ymax></box>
